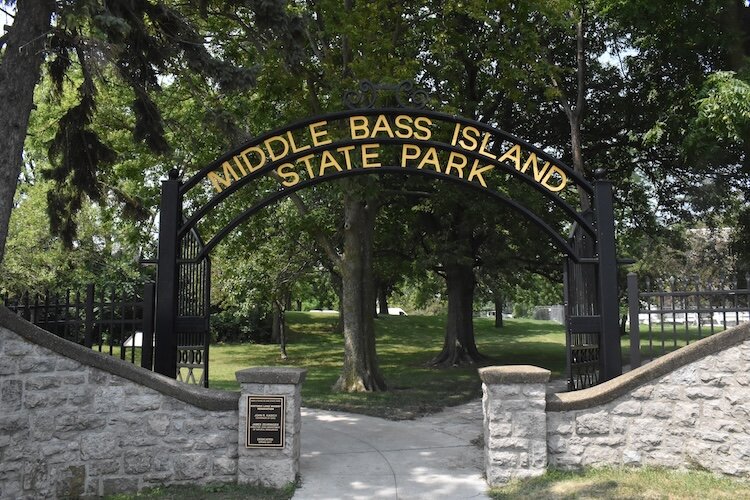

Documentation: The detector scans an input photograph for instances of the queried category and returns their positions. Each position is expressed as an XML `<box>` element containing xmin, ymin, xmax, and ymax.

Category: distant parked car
<box><xmin>387</xmin><ymin>307</ymin><xmax>407</xmax><ymax>316</ymax></box>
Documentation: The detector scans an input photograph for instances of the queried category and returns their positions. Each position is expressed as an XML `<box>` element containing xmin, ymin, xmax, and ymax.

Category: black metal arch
<box><xmin>188</xmin><ymin>166</ymin><xmax>581</xmax><ymax>263</ymax></box>
<box><xmin>154</xmin><ymin>104</ymin><xmax>623</xmax><ymax>392</ymax></box>
<box><xmin>178</xmin><ymin>135</ymin><xmax>596</xmax><ymax>242</ymax></box>
<box><xmin>181</xmin><ymin>108</ymin><xmax>592</xmax><ymax>196</ymax></box>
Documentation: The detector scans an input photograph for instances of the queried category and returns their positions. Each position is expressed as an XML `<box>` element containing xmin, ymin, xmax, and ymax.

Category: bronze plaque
<box><xmin>246</xmin><ymin>395</ymin><xmax>285</xmax><ymax>448</ymax></box>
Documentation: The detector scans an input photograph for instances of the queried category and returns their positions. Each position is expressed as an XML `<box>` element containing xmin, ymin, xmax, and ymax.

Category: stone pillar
<box><xmin>235</xmin><ymin>367</ymin><xmax>307</xmax><ymax>488</ymax></box>
<box><xmin>479</xmin><ymin>365</ymin><xmax>550</xmax><ymax>486</ymax></box>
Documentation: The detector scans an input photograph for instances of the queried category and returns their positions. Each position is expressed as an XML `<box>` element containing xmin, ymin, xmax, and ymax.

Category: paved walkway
<box><xmin>294</xmin><ymin>400</ymin><xmax>490</xmax><ymax>500</ymax></box>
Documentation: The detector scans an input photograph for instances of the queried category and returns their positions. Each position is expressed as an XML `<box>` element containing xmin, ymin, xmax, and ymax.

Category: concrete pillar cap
<box><xmin>236</xmin><ymin>367</ymin><xmax>307</xmax><ymax>385</ymax></box>
<box><xmin>479</xmin><ymin>365</ymin><xmax>551</xmax><ymax>385</ymax></box>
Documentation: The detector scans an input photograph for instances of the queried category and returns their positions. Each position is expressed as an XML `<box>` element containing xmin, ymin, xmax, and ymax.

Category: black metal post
<box><xmin>84</xmin><ymin>284</ymin><xmax>94</xmax><ymax>348</ymax></box>
<box><xmin>627</xmin><ymin>272</ymin><xmax>641</xmax><ymax>369</ymax></box>
<box><xmin>141</xmin><ymin>282</ymin><xmax>156</xmax><ymax>371</ymax></box>
<box><xmin>154</xmin><ymin>169</ymin><xmax>182</xmax><ymax>378</ymax></box>
<box><xmin>593</xmin><ymin>169</ymin><xmax>622</xmax><ymax>381</ymax></box>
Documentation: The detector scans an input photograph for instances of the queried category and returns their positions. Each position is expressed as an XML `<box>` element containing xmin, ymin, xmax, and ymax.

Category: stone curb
<box><xmin>1</xmin><ymin>306</ymin><xmax>239</xmax><ymax>411</ymax></box>
<box><xmin>547</xmin><ymin>321</ymin><xmax>750</xmax><ymax>411</ymax></box>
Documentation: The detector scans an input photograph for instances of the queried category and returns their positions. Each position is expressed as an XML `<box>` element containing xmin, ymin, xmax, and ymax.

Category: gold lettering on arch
<box><xmin>205</xmin><ymin>114</ymin><xmax>571</xmax><ymax>196</ymax></box>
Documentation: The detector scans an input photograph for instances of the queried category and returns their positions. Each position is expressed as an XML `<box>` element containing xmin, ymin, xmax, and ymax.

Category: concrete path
<box><xmin>293</xmin><ymin>379</ymin><xmax>571</xmax><ymax>499</ymax></box>
<box><xmin>294</xmin><ymin>400</ymin><xmax>490</xmax><ymax>500</ymax></box>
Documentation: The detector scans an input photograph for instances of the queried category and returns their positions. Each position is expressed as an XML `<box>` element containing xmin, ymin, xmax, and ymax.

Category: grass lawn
<box><xmin>208</xmin><ymin>313</ymin><xmax>567</xmax><ymax>419</ymax></box>
<box><xmin>489</xmin><ymin>467</ymin><xmax>750</xmax><ymax>499</ymax></box>
<box><xmin>106</xmin><ymin>481</ymin><xmax>295</xmax><ymax>500</ymax></box>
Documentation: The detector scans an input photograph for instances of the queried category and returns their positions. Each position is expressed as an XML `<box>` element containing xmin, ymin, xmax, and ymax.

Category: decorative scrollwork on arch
<box><xmin>343</xmin><ymin>80</ymin><xmax>429</xmax><ymax>109</ymax></box>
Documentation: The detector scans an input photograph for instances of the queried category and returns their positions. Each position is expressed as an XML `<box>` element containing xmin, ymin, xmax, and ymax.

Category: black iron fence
<box><xmin>627</xmin><ymin>273</ymin><xmax>750</xmax><ymax>368</ymax></box>
<box><xmin>3</xmin><ymin>283</ymin><xmax>155</xmax><ymax>371</ymax></box>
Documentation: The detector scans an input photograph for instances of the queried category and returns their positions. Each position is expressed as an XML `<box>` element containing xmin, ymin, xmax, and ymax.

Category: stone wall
<box><xmin>482</xmin><ymin>321</ymin><xmax>750</xmax><ymax>485</ymax></box>
<box><xmin>0</xmin><ymin>306</ymin><xmax>311</xmax><ymax>499</ymax></box>
<box><xmin>0</xmin><ymin>307</ymin><xmax>240</xmax><ymax>498</ymax></box>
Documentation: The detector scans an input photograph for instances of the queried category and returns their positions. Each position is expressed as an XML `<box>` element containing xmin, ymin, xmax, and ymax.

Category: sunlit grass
<box><xmin>489</xmin><ymin>467</ymin><xmax>750</xmax><ymax>499</ymax></box>
<box><xmin>208</xmin><ymin>312</ymin><xmax>567</xmax><ymax>419</ymax></box>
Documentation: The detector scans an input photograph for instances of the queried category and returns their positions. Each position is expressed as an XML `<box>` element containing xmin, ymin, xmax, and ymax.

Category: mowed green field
<box><xmin>207</xmin><ymin>312</ymin><xmax>567</xmax><ymax>418</ymax></box>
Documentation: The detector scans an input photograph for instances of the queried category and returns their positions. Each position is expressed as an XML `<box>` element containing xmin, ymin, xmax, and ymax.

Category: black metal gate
<box><xmin>564</xmin><ymin>216</ymin><xmax>601</xmax><ymax>390</ymax></box>
<box><xmin>562</xmin><ymin>172</ymin><xmax>623</xmax><ymax>390</ymax></box>
<box><xmin>176</xmin><ymin>229</ymin><xmax>211</xmax><ymax>387</ymax></box>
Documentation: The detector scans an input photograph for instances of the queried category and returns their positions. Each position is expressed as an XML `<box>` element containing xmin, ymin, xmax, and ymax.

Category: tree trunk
<box><xmin>431</xmin><ymin>262</ymin><xmax>485</xmax><ymax>367</ymax></box>
<box><xmin>271</xmin><ymin>299</ymin><xmax>288</xmax><ymax>359</ymax></box>
<box><xmin>271</xmin><ymin>300</ymin><xmax>282</xmax><ymax>342</ymax></box>
<box><xmin>494</xmin><ymin>293</ymin><xmax>504</xmax><ymax>328</ymax></box>
<box><xmin>0</xmin><ymin>0</ymin><xmax>55</xmax><ymax>264</ymax></box>
<box><xmin>333</xmin><ymin>193</ymin><xmax>386</xmax><ymax>392</ymax></box>
<box><xmin>378</xmin><ymin>286</ymin><xmax>389</xmax><ymax>316</ymax></box>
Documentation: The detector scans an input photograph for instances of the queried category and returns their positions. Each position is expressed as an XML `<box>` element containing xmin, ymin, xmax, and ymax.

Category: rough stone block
<box><xmin>19</xmin><ymin>356</ymin><xmax>57</xmax><ymax>374</ymax></box>
<box><xmin>238</xmin><ymin>457</ymin><xmax>296</xmax><ymax>488</ymax></box>
<box><xmin>548</xmin><ymin>452</ymin><xmax>582</xmax><ymax>469</ymax></box>
<box><xmin>4</xmin><ymin>339</ymin><xmax>35</xmax><ymax>356</ymax></box>
<box><xmin>668</xmin><ymin>366</ymin><xmax>699</xmax><ymax>385</ymax></box>
<box><xmin>547</xmin><ymin>413</ymin><xmax>574</xmax><ymax>435</ymax></box>
<box><xmin>512</xmin><ymin>412</ymin><xmax>546</xmax><ymax>438</ymax></box>
<box><xmin>622</xmin><ymin>449</ymin><xmax>642</xmax><ymax>465</ymax></box>
<box><xmin>88</xmin><ymin>459</ymin><xmax>121</xmax><ymax>476</ymax></box>
<box><xmin>147</xmin><ymin>415</ymin><xmax>171</xmax><ymax>436</ymax></box>
<box><xmin>53</xmin><ymin>464</ymin><xmax>86</xmax><ymax>499</ymax></box>
<box><xmin>698</xmin><ymin>430</ymin><xmax>729</xmax><ymax>443</ymax></box>
<box><xmin>671</xmin><ymin>402</ymin><xmax>699</xmax><ymax>426</ymax></box>
<box><xmin>174</xmin><ymin>454</ymin><xmax>210</xmax><ymax>480</ymax></box>
<box><xmin>580</xmin><ymin>445</ymin><xmax>619</xmax><ymax>466</ymax></box>
<box><xmin>194</xmin><ymin>433</ymin><xmax>231</xmax><ymax>451</ymax></box>
<box><xmin>488</xmin><ymin>420</ymin><xmax>512</xmax><ymax>438</ymax></box>
<box><xmin>0</xmin><ymin>415</ymin><xmax>29</xmax><ymax>434</ymax></box>
<box><xmin>685</xmin><ymin>386</ymin><xmax>722</xmax><ymax>400</ymax></box>
<box><xmin>630</xmin><ymin>385</ymin><xmax>654</xmax><ymax>400</ymax></box>
<box><xmin>0</xmin><ymin>358</ymin><xmax>18</xmax><ymax>376</ymax></box>
<box><xmin>80</xmin><ymin>434</ymin><xmax>120</xmax><ymax>460</ymax></box>
<box><xmin>124</xmin><ymin>451</ymin><xmax>154</xmax><ymax>474</ymax></box>
<box><xmin>67</xmin><ymin>385</ymin><xmax>96</xmax><ymax>406</ymax></box>
<box><xmin>575</xmin><ymin>411</ymin><xmax>610</xmax><ymax>435</ymax></box>
<box><xmin>529</xmin><ymin>441</ymin><xmax>547</xmax><ymax>468</ymax></box>
<box><xmin>611</xmin><ymin>416</ymin><xmax>629</xmax><ymax>434</ymax></box>
<box><xmin>1</xmin><ymin>379</ymin><xmax>22</xmax><ymax>411</ymax></box>
<box><xmin>88</xmin><ymin>369</ymin><xmax>112</xmax><ymax>385</ymax></box>
<box><xmin>55</xmin><ymin>358</ymin><xmax>83</xmax><ymax>371</ymax></box>
<box><xmin>488</xmin><ymin>384</ymin><xmax>520</xmax><ymax>398</ymax></box>
<box><xmin>642</xmin><ymin>402</ymin><xmax>672</xmax><ymax>419</ymax></box>
<box><xmin>24</xmin><ymin>389</ymin><xmax>68</xmax><ymax>409</ymax></box>
<box><xmin>213</xmin><ymin>457</ymin><xmax>237</xmax><ymax>476</ymax></box>
<box><xmin>490</xmin><ymin>437</ymin><xmax>530</xmax><ymax>451</ymax></box>
<box><xmin>25</xmin><ymin>376</ymin><xmax>62</xmax><ymax>390</ymax></box>
<box><xmin>489</xmin><ymin>451</ymin><xmax>519</xmax><ymax>467</ymax></box>
<box><xmin>485</xmin><ymin>467</ymin><xmax>512</xmax><ymax>486</ymax></box>
<box><xmin>101</xmin><ymin>477</ymin><xmax>140</xmax><ymax>496</ymax></box>
<box><xmin>521</xmin><ymin>384</ymin><xmax>546</xmax><ymax>398</ymax></box>
<box><xmin>496</xmin><ymin>398</ymin><xmax>546</xmax><ymax>412</ymax></box>
<box><xmin>121</xmin><ymin>394</ymin><xmax>163</xmax><ymax>412</ymax></box>
<box><xmin>612</xmin><ymin>400</ymin><xmax>642</xmax><ymax>416</ymax></box>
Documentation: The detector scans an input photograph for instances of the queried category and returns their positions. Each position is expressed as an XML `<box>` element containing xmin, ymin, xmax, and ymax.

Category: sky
<box><xmin>1</xmin><ymin>3</ymin><xmax>14</xmax><ymax>35</ymax></box>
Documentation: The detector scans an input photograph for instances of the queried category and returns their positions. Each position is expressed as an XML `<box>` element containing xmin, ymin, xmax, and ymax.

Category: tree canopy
<box><xmin>1</xmin><ymin>0</ymin><xmax>748</xmax><ymax>390</ymax></box>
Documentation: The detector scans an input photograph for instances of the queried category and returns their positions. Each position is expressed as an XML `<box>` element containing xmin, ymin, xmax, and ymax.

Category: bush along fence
<box><xmin>627</xmin><ymin>272</ymin><xmax>750</xmax><ymax>368</ymax></box>
<box><xmin>0</xmin><ymin>307</ymin><xmax>305</xmax><ymax>498</ymax></box>
<box><xmin>3</xmin><ymin>283</ymin><xmax>155</xmax><ymax>372</ymax></box>
<box><xmin>481</xmin><ymin>320</ymin><xmax>750</xmax><ymax>485</ymax></box>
